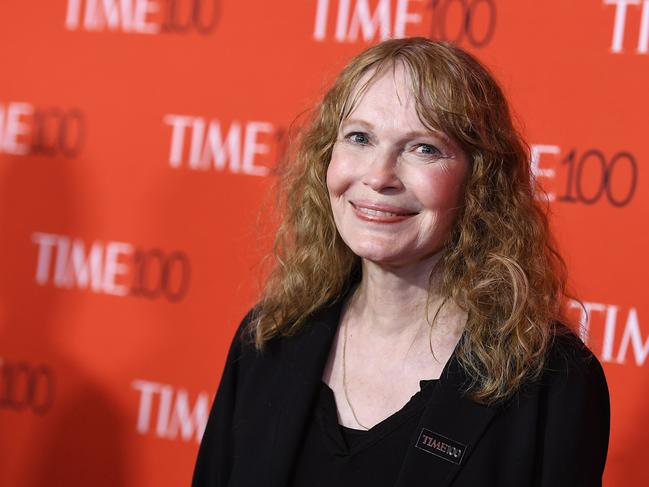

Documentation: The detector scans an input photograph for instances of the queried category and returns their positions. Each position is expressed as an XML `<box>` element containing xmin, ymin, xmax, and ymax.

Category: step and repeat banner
<box><xmin>0</xmin><ymin>1</ymin><xmax>647</xmax><ymax>486</ymax></box>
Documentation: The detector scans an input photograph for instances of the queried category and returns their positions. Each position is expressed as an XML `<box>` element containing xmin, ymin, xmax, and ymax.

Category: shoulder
<box><xmin>539</xmin><ymin>322</ymin><xmax>610</xmax><ymax>407</ymax></box>
<box><xmin>224</xmin><ymin>307</ymin><xmax>269</xmax><ymax>368</ymax></box>
<box><xmin>222</xmin><ymin>305</ymin><xmax>301</xmax><ymax>378</ymax></box>
<box><xmin>544</xmin><ymin>323</ymin><xmax>603</xmax><ymax>376</ymax></box>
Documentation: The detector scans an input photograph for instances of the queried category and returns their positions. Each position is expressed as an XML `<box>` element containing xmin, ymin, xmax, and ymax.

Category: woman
<box><xmin>192</xmin><ymin>37</ymin><xmax>610</xmax><ymax>487</ymax></box>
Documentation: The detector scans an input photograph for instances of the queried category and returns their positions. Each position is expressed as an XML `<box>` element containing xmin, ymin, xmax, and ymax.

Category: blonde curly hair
<box><xmin>249</xmin><ymin>37</ymin><xmax>577</xmax><ymax>405</ymax></box>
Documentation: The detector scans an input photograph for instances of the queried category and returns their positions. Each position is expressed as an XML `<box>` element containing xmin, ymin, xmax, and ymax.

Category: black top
<box><xmin>192</xmin><ymin>302</ymin><xmax>610</xmax><ymax>487</ymax></box>
<box><xmin>290</xmin><ymin>379</ymin><xmax>438</xmax><ymax>487</ymax></box>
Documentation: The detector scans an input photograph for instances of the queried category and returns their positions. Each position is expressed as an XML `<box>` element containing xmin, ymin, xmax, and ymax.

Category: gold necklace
<box><xmin>341</xmin><ymin>312</ymin><xmax>371</xmax><ymax>430</ymax></box>
<box><xmin>341</xmin><ymin>301</ymin><xmax>440</xmax><ymax>431</ymax></box>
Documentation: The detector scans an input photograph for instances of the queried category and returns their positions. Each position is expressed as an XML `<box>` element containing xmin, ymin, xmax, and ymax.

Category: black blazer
<box><xmin>192</xmin><ymin>298</ymin><xmax>610</xmax><ymax>487</ymax></box>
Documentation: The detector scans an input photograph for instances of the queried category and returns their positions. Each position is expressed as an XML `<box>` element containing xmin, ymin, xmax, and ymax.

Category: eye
<box><xmin>413</xmin><ymin>143</ymin><xmax>442</xmax><ymax>157</ymax></box>
<box><xmin>345</xmin><ymin>132</ymin><xmax>370</xmax><ymax>145</ymax></box>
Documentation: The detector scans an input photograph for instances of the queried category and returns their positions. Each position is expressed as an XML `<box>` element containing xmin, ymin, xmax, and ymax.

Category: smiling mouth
<box><xmin>350</xmin><ymin>202</ymin><xmax>418</xmax><ymax>222</ymax></box>
<box><xmin>355</xmin><ymin>206</ymin><xmax>410</xmax><ymax>217</ymax></box>
<box><xmin>350</xmin><ymin>202</ymin><xmax>417</xmax><ymax>216</ymax></box>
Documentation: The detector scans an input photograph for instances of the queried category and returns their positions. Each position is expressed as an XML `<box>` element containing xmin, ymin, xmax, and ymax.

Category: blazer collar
<box><xmin>266</xmin><ymin>294</ymin><xmax>498</xmax><ymax>487</ymax></box>
<box><xmin>267</xmin><ymin>298</ymin><xmax>343</xmax><ymax>487</ymax></box>
<box><xmin>394</xmin><ymin>338</ymin><xmax>498</xmax><ymax>487</ymax></box>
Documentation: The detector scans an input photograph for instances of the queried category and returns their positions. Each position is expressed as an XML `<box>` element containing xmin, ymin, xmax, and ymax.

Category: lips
<box><xmin>350</xmin><ymin>201</ymin><xmax>418</xmax><ymax>223</ymax></box>
<box><xmin>350</xmin><ymin>201</ymin><xmax>419</xmax><ymax>216</ymax></box>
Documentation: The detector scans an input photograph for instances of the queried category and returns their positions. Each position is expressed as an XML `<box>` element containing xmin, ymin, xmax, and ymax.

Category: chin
<box><xmin>348</xmin><ymin>241</ymin><xmax>447</xmax><ymax>270</ymax></box>
<box><xmin>347</xmin><ymin>243</ymin><xmax>408</xmax><ymax>266</ymax></box>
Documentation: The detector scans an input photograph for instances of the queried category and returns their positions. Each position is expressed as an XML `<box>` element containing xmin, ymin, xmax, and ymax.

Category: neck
<box><xmin>347</xmin><ymin>250</ymin><xmax>451</xmax><ymax>338</ymax></box>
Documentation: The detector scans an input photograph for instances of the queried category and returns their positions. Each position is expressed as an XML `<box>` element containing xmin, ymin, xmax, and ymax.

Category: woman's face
<box><xmin>326</xmin><ymin>63</ymin><xmax>471</xmax><ymax>268</ymax></box>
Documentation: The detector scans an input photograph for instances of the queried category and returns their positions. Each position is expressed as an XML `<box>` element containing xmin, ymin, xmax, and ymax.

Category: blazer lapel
<box><xmin>267</xmin><ymin>299</ymin><xmax>343</xmax><ymax>487</ymax></box>
<box><xmin>395</xmin><ymin>342</ymin><xmax>498</xmax><ymax>487</ymax></box>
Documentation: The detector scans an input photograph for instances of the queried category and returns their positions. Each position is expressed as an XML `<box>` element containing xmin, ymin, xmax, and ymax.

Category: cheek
<box><xmin>410</xmin><ymin>164</ymin><xmax>468</xmax><ymax>209</ymax></box>
<box><xmin>326</xmin><ymin>156</ymin><xmax>349</xmax><ymax>234</ymax></box>
<box><xmin>326</xmin><ymin>150</ymin><xmax>352</xmax><ymax>198</ymax></box>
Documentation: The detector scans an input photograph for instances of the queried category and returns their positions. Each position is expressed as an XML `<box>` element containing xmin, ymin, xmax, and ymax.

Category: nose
<box><xmin>361</xmin><ymin>149</ymin><xmax>404</xmax><ymax>192</ymax></box>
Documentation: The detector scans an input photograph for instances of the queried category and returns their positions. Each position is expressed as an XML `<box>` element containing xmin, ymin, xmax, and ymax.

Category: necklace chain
<box><xmin>341</xmin><ymin>299</ymin><xmax>440</xmax><ymax>431</ymax></box>
<box><xmin>341</xmin><ymin>312</ymin><xmax>371</xmax><ymax>430</ymax></box>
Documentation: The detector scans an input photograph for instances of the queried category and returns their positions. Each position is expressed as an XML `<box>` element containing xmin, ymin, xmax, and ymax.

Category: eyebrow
<box><xmin>340</xmin><ymin>118</ymin><xmax>452</xmax><ymax>145</ymax></box>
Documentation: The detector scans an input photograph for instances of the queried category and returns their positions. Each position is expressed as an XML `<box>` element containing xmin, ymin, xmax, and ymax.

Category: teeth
<box><xmin>356</xmin><ymin>207</ymin><xmax>401</xmax><ymax>217</ymax></box>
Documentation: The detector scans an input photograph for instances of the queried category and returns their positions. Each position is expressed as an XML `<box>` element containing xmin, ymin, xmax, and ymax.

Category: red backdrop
<box><xmin>1</xmin><ymin>1</ymin><xmax>647</xmax><ymax>485</ymax></box>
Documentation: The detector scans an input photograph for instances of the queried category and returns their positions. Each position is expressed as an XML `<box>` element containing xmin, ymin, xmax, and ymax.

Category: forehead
<box><xmin>342</xmin><ymin>62</ymin><xmax>443</xmax><ymax>139</ymax></box>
